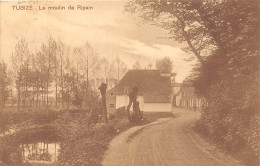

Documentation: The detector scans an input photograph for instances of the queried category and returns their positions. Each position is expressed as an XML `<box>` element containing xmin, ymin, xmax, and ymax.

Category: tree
<box><xmin>126</xmin><ymin>86</ymin><xmax>143</xmax><ymax>123</ymax></box>
<box><xmin>10</xmin><ymin>38</ymin><xmax>31</xmax><ymax>111</ymax></box>
<box><xmin>147</xmin><ymin>63</ymin><xmax>153</xmax><ymax>70</ymax></box>
<box><xmin>26</xmin><ymin>54</ymin><xmax>39</xmax><ymax>107</ymax></box>
<box><xmin>100</xmin><ymin>57</ymin><xmax>109</xmax><ymax>83</ymax></box>
<box><xmin>126</xmin><ymin>0</ymin><xmax>258</xmax><ymax>67</ymax></box>
<box><xmin>0</xmin><ymin>60</ymin><xmax>9</xmax><ymax>111</ymax></box>
<box><xmin>108</xmin><ymin>56</ymin><xmax>127</xmax><ymax>82</ymax></box>
<box><xmin>155</xmin><ymin>56</ymin><xmax>172</xmax><ymax>72</ymax></box>
<box><xmin>132</xmin><ymin>61</ymin><xmax>141</xmax><ymax>70</ymax></box>
<box><xmin>125</xmin><ymin>1</ymin><xmax>209</xmax><ymax>63</ymax></box>
<box><xmin>57</xmin><ymin>41</ymin><xmax>67</xmax><ymax>108</ymax></box>
<box><xmin>98</xmin><ymin>83</ymin><xmax>108</xmax><ymax>123</ymax></box>
<box><xmin>80</xmin><ymin>42</ymin><xmax>100</xmax><ymax>91</ymax></box>
<box><xmin>46</xmin><ymin>37</ymin><xmax>57</xmax><ymax>110</ymax></box>
<box><xmin>36</xmin><ymin>37</ymin><xmax>57</xmax><ymax>110</ymax></box>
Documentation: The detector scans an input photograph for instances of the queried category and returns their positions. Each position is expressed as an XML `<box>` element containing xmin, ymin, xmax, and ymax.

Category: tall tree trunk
<box><xmin>67</xmin><ymin>90</ymin><xmax>70</xmax><ymax>109</ymax></box>
<box><xmin>55</xmin><ymin>143</ymin><xmax>57</xmax><ymax>161</ymax></box>
<box><xmin>60</xmin><ymin>54</ymin><xmax>64</xmax><ymax>108</ymax></box>
<box><xmin>55</xmin><ymin>83</ymin><xmax>58</xmax><ymax>107</ymax></box>
<box><xmin>117</xmin><ymin>58</ymin><xmax>120</xmax><ymax>82</ymax></box>
<box><xmin>36</xmin><ymin>75</ymin><xmax>39</xmax><ymax>106</ymax></box>
<box><xmin>36</xmin><ymin>86</ymin><xmax>39</xmax><ymax>106</ymax></box>
<box><xmin>172</xmin><ymin>13</ymin><xmax>205</xmax><ymax>64</ymax></box>
<box><xmin>32</xmin><ymin>85</ymin><xmax>35</xmax><ymax>106</ymax></box>
<box><xmin>25</xmin><ymin>64</ymin><xmax>29</xmax><ymax>107</ymax></box>
<box><xmin>86</xmin><ymin>58</ymin><xmax>89</xmax><ymax>103</ymax></box>
<box><xmin>191</xmin><ymin>2</ymin><xmax>226</xmax><ymax>55</ymax></box>
<box><xmin>101</xmin><ymin>93</ymin><xmax>108</xmax><ymax>123</ymax></box>
<box><xmin>17</xmin><ymin>71</ymin><xmax>22</xmax><ymax>112</ymax></box>
<box><xmin>1</xmin><ymin>78</ymin><xmax>5</xmax><ymax>110</ymax></box>
<box><xmin>86</xmin><ymin>59</ymin><xmax>89</xmax><ymax>92</ymax></box>
<box><xmin>42</xmin><ymin>85</ymin><xmax>44</xmax><ymax>106</ymax></box>
<box><xmin>17</xmin><ymin>85</ymin><xmax>21</xmax><ymax>111</ymax></box>
<box><xmin>46</xmin><ymin>80</ymin><xmax>49</xmax><ymax>110</ymax></box>
<box><xmin>46</xmin><ymin>84</ymin><xmax>48</xmax><ymax>109</ymax></box>
<box><xmin>99</xmin><ymin>83</ymin><xmax>108</xmax><ymax>123</ymax></box>
<box><xmin>55</xmin><ymin>65</ymin><xmax>58</xmax><ymax>107</ymax></box>
<box><xmin>22</xmin><ymin>144</ymin><xmax>25</xmax><ymax>161</ymax></box>
<box><xmin>76</xmin><ymin>63</ymin><xmax>79</xmax><ymax>102</ymax></box>
<box><xmin>47</xmin><ymin>52</ymin><xmax>51</xmax><ymax>111</ymax></box>
<box><xmin>126</xmin><ymin>99</ymin><xmax>133</xmax><ymax>122</ymax></box>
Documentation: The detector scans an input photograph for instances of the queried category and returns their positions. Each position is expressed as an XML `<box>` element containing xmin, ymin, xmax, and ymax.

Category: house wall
<box><xmin>171</xmin><ymin>86</ymin><xmax>181</xmax><ymax>106</ymax></box>
<box><xmin>172</xmin><ymin>86</ymin><xmax>181</xmax><ymax>94</ymax></box>
<box><xmin>116</xmin><ymin>95</ymin><xmax>144</xmax><ymax>111</ymax></box>
<box><xmin>143</xmin><ymin>103</ymin><xmax>171</xmax><ymax>112</ymax></box>
<box><xmin>106</xmin><ymin>90</ymin><xmax>116</xmax><ymax>116</ymax></box>
<box><xmin>172</xmin><ymin>84</ymin><xmax>208</xmax><ymax>111</ymax></box>
<box><xmin>116</xmin><ymin>95</ymin><xmax>128</xmax><ymax>109</ymax></box>
<box><xmin>175</xmin><ymin>93</ymin><xmax>182</xmax><ymax>106</ymax></box>
<box><xmin>107</xmin><ymin>93</ymin><xmax>171</xmax><ymax>115</ymax></box>
<box><xmin>179</xmin><ymin>98</ymin><xmax>206</xmax><ymax>110</ymax></box>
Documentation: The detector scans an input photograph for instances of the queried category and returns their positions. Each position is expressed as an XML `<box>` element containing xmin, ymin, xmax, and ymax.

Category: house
<box><xmin>106</xmin><ymin>70</ymin><xmax>176</xmax><ymax>116</ymax></box>
<box><xmin>172</xmin><ymin>80</ymin><xmax>206</xmax><ymax>110</ymax></box>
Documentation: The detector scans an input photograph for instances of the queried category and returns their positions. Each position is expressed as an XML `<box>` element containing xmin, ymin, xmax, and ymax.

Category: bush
<box><xmin>57</xmin><ymin>113</ymin><xmax>117</xmax><ymax>166</ymax></box>
<box><xmin>116</xmin><ymin>106</ymin><xmax>127</xmax><ymax>118</ymax></box>
<box><xmin>195</xmin><ymin>76</ymin><xmax>259</xmax><ymax>165</ymax></box>
<box><xmin>0</xmin><ymin>137</ymin><xmax>22</xmax><ymax>165</ymax></box>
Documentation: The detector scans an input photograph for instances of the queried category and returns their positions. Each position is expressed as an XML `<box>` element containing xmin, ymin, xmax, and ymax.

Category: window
<box><xmin>110</xmin><ymin>104</ymin><xmax>114</xmax><ymax>107</ymax></box>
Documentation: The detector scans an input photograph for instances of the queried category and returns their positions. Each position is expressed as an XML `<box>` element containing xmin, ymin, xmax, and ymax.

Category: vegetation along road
<box><xmin>102</xmin><ymin>108</ymin><xmax>244</xmax><ymax>166</ymax></box>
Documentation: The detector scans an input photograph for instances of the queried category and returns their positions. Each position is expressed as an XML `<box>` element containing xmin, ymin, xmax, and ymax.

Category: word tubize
<box><xmin>12</xmin><ymin>5</ymin><xmax>33</xmax><ymax>10</ymax></box>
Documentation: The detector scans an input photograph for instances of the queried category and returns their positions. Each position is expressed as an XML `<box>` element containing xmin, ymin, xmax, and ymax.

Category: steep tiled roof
<box><xmin>111</xmin><ymin>70</ymin><xmax>172</xmax><ymax>103</ymax></box>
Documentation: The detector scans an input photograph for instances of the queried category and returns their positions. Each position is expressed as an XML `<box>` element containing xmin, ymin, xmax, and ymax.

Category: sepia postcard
<box><xmin>0</xmin><ymin>0</ymin><xmax>259</xmax><ymax>166</ymax></box>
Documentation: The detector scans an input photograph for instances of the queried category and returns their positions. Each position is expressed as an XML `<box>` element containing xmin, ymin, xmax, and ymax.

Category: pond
<box><xmin>21</xmin><ymin>142</ymin><xmax>60</xmax><ymax>163</ymax></box>
<box><xmin>0</xmin><ymin>125</ymin><xmax>62</xmax><ymax>165</ymax></box>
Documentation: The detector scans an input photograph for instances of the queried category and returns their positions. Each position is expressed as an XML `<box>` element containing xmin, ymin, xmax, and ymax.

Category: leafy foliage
<box><xmin>133</xmin><ymin>61</ymin><xmax>142</xmax><ymax>70</ymax></box>
<box><xmin>155</xmin><ymin>56</ymin><xmax>173</xmax><ymax>72</ymax></box>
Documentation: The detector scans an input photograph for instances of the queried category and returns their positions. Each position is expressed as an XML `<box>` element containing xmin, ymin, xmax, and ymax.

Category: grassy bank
<box><xmin>194</xmin><ymin>118</ymin><xmax>259</xmax><ymax>166</ymax></box>
<box><xmin>0</xmin><ymin>109</ymin><xmax>172</xmax><ymax>166</ymax></box>
<box><xmin>0</xmin><ymin>109</ymin><xmax>61</xmax><ymax>134</ymax></box>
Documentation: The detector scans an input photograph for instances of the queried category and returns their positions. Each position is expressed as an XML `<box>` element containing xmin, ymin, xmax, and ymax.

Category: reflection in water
<box><xmin>20</xmin><ymin>142</ymin><xmax>60</xmax><ymax>163</ymax></box>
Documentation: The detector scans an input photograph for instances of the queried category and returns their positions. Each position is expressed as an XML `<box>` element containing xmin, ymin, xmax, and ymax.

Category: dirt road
<box><xmin>102</xmin><ymin>108</ymin><xmax>243</xmax><ymax>166</ymax></box>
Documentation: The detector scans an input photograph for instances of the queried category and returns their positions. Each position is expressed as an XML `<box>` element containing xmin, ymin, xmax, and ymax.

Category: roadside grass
<box><xmin>194</xmin><ymin>120</ymin><xmax>259</xmax><ymax>166</ymax></box>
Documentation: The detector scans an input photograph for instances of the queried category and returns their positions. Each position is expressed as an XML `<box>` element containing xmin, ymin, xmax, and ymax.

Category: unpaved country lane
<box><xmin>102</xmin><ymin>108</ymin><xmax>244</xmax><ymax>166</ymax></box>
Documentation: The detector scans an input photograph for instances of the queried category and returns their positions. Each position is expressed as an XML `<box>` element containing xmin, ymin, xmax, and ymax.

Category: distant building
<box><xmin>106</xmin><ymin>70</ymin><xmax>176</xmax><ymax>116</ymax></box>
<box><xmin>172</xmin><ymin>80</ymin><xmax>206</xmax><ymax>110</ymax></box>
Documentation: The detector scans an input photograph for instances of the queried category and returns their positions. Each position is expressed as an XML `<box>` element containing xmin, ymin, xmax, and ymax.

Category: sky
<box><xmin>0</xmin><ymin>0</ymin><xmax>196</xmax><ymax>82</ymax></box>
